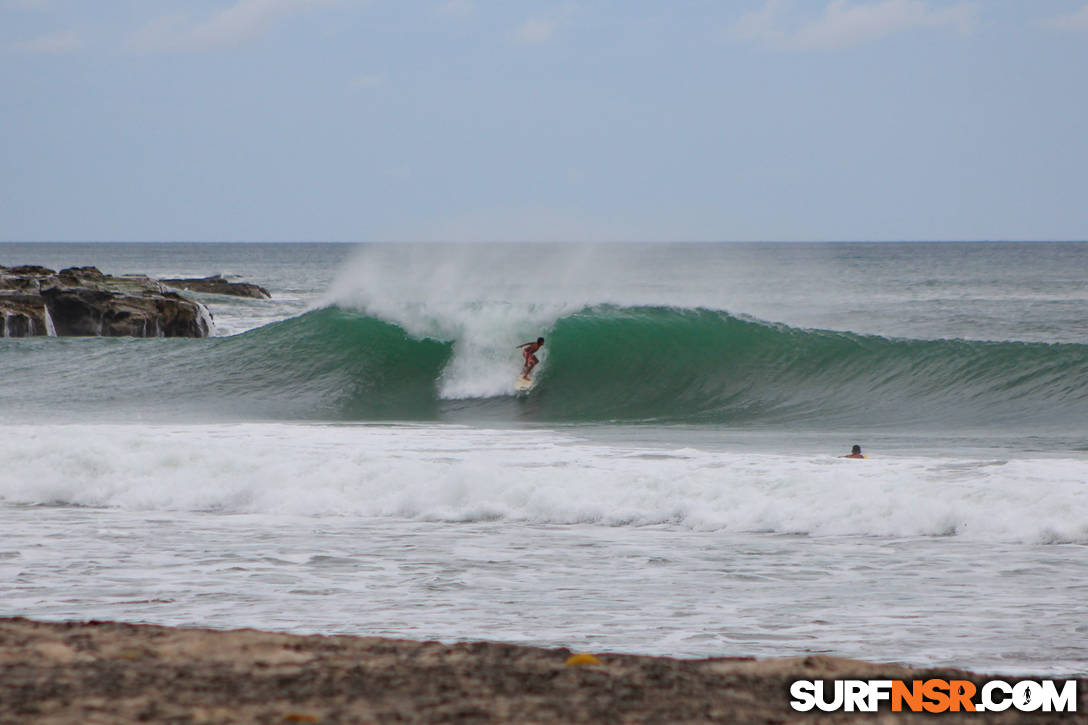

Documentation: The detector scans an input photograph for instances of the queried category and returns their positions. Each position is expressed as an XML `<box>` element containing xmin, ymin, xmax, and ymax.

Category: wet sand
<box><xmin>0</xmin><ymin>617</ymin><xmax>1082</xmax><ymax>723</ymax></box>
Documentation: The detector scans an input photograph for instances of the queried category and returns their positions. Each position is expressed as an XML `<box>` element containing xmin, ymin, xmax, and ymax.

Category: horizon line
<box><xmin>2</xmin><ymin>239</ymin><xmax>1087</xmax><ymax>245</ymax></box>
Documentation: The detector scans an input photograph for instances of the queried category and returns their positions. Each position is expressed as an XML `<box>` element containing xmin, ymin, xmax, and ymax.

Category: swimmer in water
<box><xmin>843</xmin><ymin>444</ymin><xmax>865</xmax><ymax>459</ymax></box>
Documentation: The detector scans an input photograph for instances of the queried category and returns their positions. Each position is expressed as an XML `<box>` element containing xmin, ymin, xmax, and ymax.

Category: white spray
<box><xmin>43</xmin><ymin>305</ymin><xmax>57</xmax><ymax>336</ymax></box>
<box><xmin>323</xmin><ymin>244</ymin><xmax>732</xmax><ymax>398</ymax></box>
<box><xmin>196</xmin><ymin>303</ymin><xmax>215</xmax><ymax>337</ymax></box>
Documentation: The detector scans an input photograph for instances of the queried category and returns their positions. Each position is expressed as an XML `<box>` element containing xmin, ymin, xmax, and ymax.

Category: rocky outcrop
<box><xmin>0</xmin><ymin>265</ymin><xmax>213</xmax><ymax>338</ymax></box>
<box><xmin>0</xmin><ymin>293</ymin><xmax>52</xmax><ymax>336</ymax></box>
<box><xmin>0</xmin><ymin>265</ymin><xmax>55</xmax><ymax>290</ymax></box>
<box><xmin>160</xmin><ymin>274</ymin><xmax>271</xmax><ymax>299</ymax></box>
<box><xmin>40</xmin><ymin>285</ymin><xmax>211</xmax><ymax>337</ymax></box>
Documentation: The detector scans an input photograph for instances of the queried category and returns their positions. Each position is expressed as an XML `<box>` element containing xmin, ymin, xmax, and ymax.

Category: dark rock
<box><xmin>40</xmin><ymin>286</ymin><xmax>211</xmax><ymax>338</ymax></box>
<box><xmin>0</xmin><ymin>266</ymin><xmax>57</xmax><ymax>292</ymax></box>
<box><xmin>58</xmin><ymin>266</ymin><xmax>107</xmax><ymax>285</ymax></box>
<box><xmin>160</xmin><ymin>274</ymin><xmax>271</xmax><ymax>299</ymax></box>
<box><xmin>0</xmin><ymin>292</ymin><xmax>52</xmax><ymax>336</ymax></box>
<box><xmin>6</xmin><ymin>265</ymin><xmax>56</xmax><ymax>276</ymax></box>
<box><xmin>0</xmin><ymin>265</ymin><xmax>213</xmax><ymax>338</ymax></box>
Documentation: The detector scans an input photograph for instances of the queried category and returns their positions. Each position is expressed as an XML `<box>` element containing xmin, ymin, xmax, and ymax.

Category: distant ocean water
<box><xmin>2</xmin><ymin>242</ymin><xmax>1086</xmax><ymax>675</ymax></box>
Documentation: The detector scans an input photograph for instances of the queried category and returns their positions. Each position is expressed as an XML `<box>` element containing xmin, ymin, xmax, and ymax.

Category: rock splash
<box><xmin>0</xmin><ymin>265</ymin><xmax>213</xmax><ymax>338</ymax></box>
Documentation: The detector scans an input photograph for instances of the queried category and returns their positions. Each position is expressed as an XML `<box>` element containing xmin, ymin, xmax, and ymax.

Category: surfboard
<box><xmin>514</xmin><ymin>375</ymin><xmax>534</xmax><ymax>392</ymax></box>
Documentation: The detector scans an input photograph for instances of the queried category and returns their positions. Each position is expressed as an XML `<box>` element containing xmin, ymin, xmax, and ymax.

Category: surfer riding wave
<box><xmin>517</xmin><ymin>337</ymin><xmax>544</xmax><ymax>380</ymax></box>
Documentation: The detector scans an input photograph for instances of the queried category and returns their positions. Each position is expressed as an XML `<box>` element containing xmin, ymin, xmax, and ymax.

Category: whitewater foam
<box><xmin>3</xmin><ymin>423</ymin><xmax>1085</xmax><ymax>544</ymax></box>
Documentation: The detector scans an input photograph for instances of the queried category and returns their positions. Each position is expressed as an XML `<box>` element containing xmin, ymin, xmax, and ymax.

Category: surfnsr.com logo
<box><xmin>789</xmin><ymin>679</ymin><xmax>1079</xmax><ymax>713</ymax></box>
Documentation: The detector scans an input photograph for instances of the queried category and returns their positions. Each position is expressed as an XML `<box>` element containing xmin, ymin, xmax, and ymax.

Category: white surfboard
<box><xmin>514</xmin><ymin>375</ymin><xmax>534</xmax><ymax>392</ymax></box>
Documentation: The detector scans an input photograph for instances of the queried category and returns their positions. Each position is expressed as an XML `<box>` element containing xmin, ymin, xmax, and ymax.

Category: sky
<box><xmin>1</xmin><ymin>0</ymin><xmax>1087</xmax><ymax>242</ymax></box>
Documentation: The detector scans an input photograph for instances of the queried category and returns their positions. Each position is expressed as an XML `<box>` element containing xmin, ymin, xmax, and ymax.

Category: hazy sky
<box><xmin>3</xmin><ymin>0</ymin><xmax>1087</xmax><ymax>242</ymax></box>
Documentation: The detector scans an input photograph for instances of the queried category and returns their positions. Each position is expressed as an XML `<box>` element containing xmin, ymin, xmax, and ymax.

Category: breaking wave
<box><xmin>2</xmin><ymin>304</ymin><xmax>1086</xmax><ymax>428</ymax></box>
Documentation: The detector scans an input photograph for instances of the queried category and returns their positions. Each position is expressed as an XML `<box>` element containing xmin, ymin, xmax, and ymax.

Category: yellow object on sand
<box><xmin>565</xmin><ymin>653</ymin><xmax>602</xmax><ymax>667</ymax></box>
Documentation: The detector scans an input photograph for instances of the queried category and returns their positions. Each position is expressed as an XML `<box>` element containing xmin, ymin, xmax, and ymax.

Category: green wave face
<box><xmin>2</xmin><ymin>305</ymin><xmax>1086</xmax><ymax>427</ymax></box>
<box><xmin>531</xmin><ymin>306</ymin><xmax>1088</xmax><ymax>426</ymax></box>
<box><xmin>208</xmin><ymin>307</ymin><xmax>453</xmax><ymax>419</ymax></box>
<box><xmin>0</xmin><ymin>307</ymin><xmax>451</xmax><ymax>421</ymax></box>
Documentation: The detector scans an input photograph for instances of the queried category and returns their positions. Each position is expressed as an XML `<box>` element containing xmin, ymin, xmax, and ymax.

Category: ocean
<box><xmin>1</xmin><ymin>241</ymin><xmax>1086</xmax><ymax>676</ymax></box>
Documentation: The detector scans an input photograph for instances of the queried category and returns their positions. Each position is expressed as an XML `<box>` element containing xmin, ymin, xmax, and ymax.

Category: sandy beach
<box><xmin>1</xmin><ymin>617</ymin><xmax>1082</xmax><ymax>724</ymax></box>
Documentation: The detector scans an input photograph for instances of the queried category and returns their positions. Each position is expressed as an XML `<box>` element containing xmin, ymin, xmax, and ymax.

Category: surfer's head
<box><xmin>851</xmin><ymin>445</ymin><xmax>862</xmax><ymax>455</ymax></box>
<box><xmin>537</xmin><ymin>337</ymin><xmax>544</xmax><ymax>345</ymax></box>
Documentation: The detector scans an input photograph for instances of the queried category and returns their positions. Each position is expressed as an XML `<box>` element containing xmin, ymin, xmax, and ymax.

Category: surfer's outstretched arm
<box><xmin>517</xmin><ymin>337</ymin><xmax>545</xmax><ymax>350</ymax></box>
